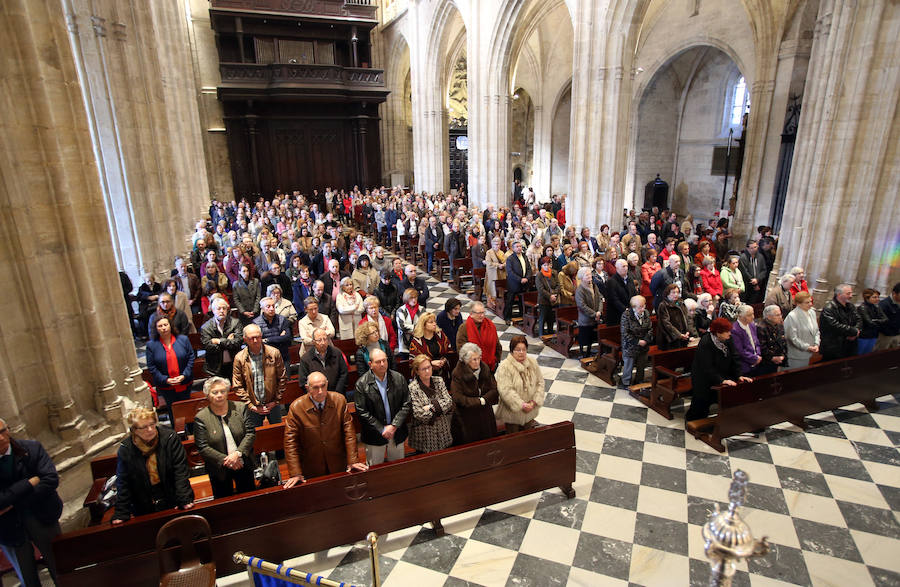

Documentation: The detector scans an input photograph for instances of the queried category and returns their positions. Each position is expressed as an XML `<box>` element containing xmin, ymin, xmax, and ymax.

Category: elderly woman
<box><xmin>720</xmin><ymin>255</ymin><xmax>745</xmax><ymax>296</ymax></box>
<box><xmin>536</xmin><ymin>256</ymin><xmax>560</xmax><ymax>337</ymax></box>
<box><xmin>558</xmin><ymin>261</ymin><xmax>579</xmax><ymax>306</ymax></box>
<box><xmin>657</xmin><ymin>284</ymin><xmax>698</xmax><ymax>350</ymax></box>
<box><xmin>359</xmin><ymin>295</ymin><xmax>398</xmax><ymax>351</ymax></box>
<box><xmin>495</xmin><ymin>336</ymin><xmax>544</xmax><ymax>433</ymax></box>
<box><xmin>395</xmin><ymin>287</ymin><xmax>421</xmax><ymax>355</ymax></box>
<box><xmin>685</xmin><ymin>318</ymin><xmax>751</xmax><ymax>421</ymax></box>
<box><xmin>764</xmin><ymin>274</ymin><xmax>795</xmax><ymax>321</ymax></box>
<box><xmin>267</xmin><ymin>283</ymin><xmax>298</xmax><ymax>325</ymax></box>
<box><xmin>789</xmin><ymin>266</ymin><xmax>810</xmax><ymax>299</ymax></box>
<box><xmin>694</xmin><ymin>293</ymin><xmax>716</xmax><ymax>336</ymax></box>
<box><xmin>756</xmin><ymin>305</ymin><xmax>788</xmax><ymax>374</ymax></box>
<box><xmin>193</xmin><ymin>377</ymin><xmax>256</xmax><ymax>499</ymax></box>
<box><xmin>407</xmin><ymin>354</ymin><xmax>454</xmax><ymax>453</ymax></box>
<box><xmin>574</xmin><ymin>241</ymin><xmax>594</xmax><ymax>268</ymax></box>
<box><xmin>575</xmin><ymin>266</ymin><xmax>604</xmax><ymax>358</ymax></box>
<box><xmin>485</xmin><ymin>237</ymin><xmax>507</xmax><ymax>305</ymax></box>
<box><xmin>410</xmin><ymin>311</ymin><xmax>452</xmax><ymax>380</ymax></box>
<box><xmin>335</xmin><ymin>277</ymin><xmax>365</xmax><ymax>339</ymax></box>
<box><xmin>351</xmin><ymin>254</ymin><xmax>379</xmax><ymax>295</ymax></box>
<box><xmin>556</xmin><ymin>244</ymin><xmax>577</xmax><ymax>269</ymax></box>
<box><xmin>783</xmin><ymin>291</ymin><xmax>820</xmax><ymax>367</ymax></box>
<box><xmin>354</xmin><ymin>320</ymin><xmax>394</xmax><ymax>375</ymax></box>
<box><xmin>731</xmin><ymin>305</ymin><xmax>763</xmax><ymax>375</ymax></box>
<box><xmin>640</xmin><ymin>249</ymin><xmax>661</xmax><ymax>302</ymax></box>
<box><xmin>450</xmin><ymin>342</ymin><xmax>499</xmax><ymax>445</ymax></box>
<box><xmin>112</xmin><ymin>406</ymin><xmax>194</xmax><ymax>524</ymax></box>
<box><xmin>145</xmin><ymin>316</ymin><xmax>195</xmax><ymax>424</ymax></box>
<box><xmin>719</xmin><ymin>288</ymin><xmax>742</xmax><ymax>322</ymax></box>
<box><xmin>699</xmin><ymin>256</ymin><xmax>724</xmax><ymax>299</ymax></box>
<box><xmin>620</xmin><ymin>295</ymin><xmax>653</xmax><ymax>389</ymax></box>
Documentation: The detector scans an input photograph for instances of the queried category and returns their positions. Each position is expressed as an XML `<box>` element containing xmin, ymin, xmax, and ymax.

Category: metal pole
<box><xmin>233</xmin><ymin>551</ymin><xmax>364</xmax><ymax>587</ymax></box>
<box><xmin>720</xmin><ymin>128</ymin><xmax>733</xmax><ymax>210</ymax></box>
<box><xmin>367</xmin><ymin>532</ymin><xmax>381</xmax><ymax>587</ymax></box>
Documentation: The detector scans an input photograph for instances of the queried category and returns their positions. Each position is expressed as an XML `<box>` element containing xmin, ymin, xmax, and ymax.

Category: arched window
<box><xmin>729</xmin><ymin>76</ymin><xmax>750</xmax><ymax>127</ymax></box>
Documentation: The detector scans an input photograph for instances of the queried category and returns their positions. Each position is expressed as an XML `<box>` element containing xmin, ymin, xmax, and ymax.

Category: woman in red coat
<box><xmin>699</xmin><ymin>256</ymin><xmax>724</xmax><ymax>300</ymax></box>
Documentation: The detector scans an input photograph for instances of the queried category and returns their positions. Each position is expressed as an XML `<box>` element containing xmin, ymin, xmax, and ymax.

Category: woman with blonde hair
<box><xmin>410</xmin><ymin>311</ymin><xmax>452</xmax><ymax>380</ymax></box>
<box><xmin>485</xmin><ymin>236</ymin><xmax>508</xmax><ymax>305</ymax></box>
<box><xmin>558</xmin><ymin>261</ymin><xmax>579</xmax><ymax>306</ymax></box>
<box><xmin>335</xmin><ymin>277</ymin><xmax>364</xmax><ymax>339</ymax></box>
<box><xmin>354</xmin><ymin>319</ymin><xmax>393</xmax><ymax>375</ymax></box>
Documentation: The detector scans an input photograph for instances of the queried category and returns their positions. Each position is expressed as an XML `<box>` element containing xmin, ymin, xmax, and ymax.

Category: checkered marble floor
<box><xmin>211</xmin><ymin>269</ymin><xmax>900</xmax><ymax>587</ymax></box>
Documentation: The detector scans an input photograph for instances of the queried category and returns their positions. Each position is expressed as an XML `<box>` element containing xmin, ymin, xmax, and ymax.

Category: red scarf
<box><xmin>406</xmin><ymin>303</ymin><xmax>419</xmax><ymax>322</ymax></box>
<box><xmin>466</xmin><ymin>316</ymin><xmax>499</xmax><ymax>370</ymax></box>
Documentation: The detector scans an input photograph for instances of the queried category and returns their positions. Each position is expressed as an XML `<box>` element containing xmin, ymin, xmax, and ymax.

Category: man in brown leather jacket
<box><xmin>282</xmin><ymin>372</ymin><xmax>367</xmax><ymax>488</ymax></box>
<box><xmin>232</xmin><ymin>323</ymin><xmax>287</xmax><ymax>428</ymax></box>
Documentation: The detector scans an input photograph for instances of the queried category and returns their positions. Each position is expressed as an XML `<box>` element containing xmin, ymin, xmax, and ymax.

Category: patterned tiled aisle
<box><xmin>215</xmin><ymin>268</ymin><xmax>899</xmax><ymax>587</ymax></box>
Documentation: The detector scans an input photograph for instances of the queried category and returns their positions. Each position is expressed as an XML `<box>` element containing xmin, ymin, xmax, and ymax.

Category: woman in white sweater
<box><xmin>783</xmin><ymin>291</ymin><xmax>820</xmax><ymax>367</ymax></box>
<box><xmin>494</xmin><ymin>336</ymin><xmax>544</xmax><ymax>432</ymax></box>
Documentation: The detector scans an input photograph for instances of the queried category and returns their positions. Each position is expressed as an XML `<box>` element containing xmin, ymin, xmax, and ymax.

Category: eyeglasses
<box><xmin>132</xmin><ymin>423</ymin><xmax>156</xmax><ymax>432</ymax></box>
<box><xmin>0</xmin><ymin>427</ymin><xmax>9</xmax><ymax>434</ymax></box>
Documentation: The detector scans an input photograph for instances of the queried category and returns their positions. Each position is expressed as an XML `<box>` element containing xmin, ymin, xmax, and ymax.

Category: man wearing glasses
<box><xmin>0</xmin><ymin>419</ymin><xmax>63</xmax><ymax>587</ymax></box>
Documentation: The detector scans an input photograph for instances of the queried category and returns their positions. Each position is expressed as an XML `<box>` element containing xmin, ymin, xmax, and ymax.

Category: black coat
<box><xmin>605</xmin><ymin>274</ymin><xmax>636</xmax><ymax>325</ymax></box>
<box><xmin>354</xmin><ymin>369</ymin><xmax>412</xmax><ymax>446</ymax></box>
<box><xmin>879</xmin><ymin>296</ymin><xmax>900</xmax><ymax>336</ymax></box>
<box><xmin>297</xmin><ymin>345</ymin><xmax>349</xmax><ymax>395</ymax></box>
<box><xmin>113</xmin><ymin>426</ymin><xmax>194</xmax><ymax>521</ymax></box>
<box><xmin>820</xmin><ymin>297</ymin><xmax>862</xmax><ymax>358</ymax></box>
<box><xmin>200</xmin><ymin>316</ymin><xmax>244</xmax><ymax>377</ymax></box>
<box><xmin>691</xmin><ymin>333</ymin><xmax>741</xmax><ymax>406</ymax></box>
<box><xmin>858</xmin><ymin>301</ymin><xmax>888</xmax><ymax>339</ymax></box>
<box><xmin>376</xmin><ymin>281</ymin><xmax>401</xmax><ymax>316</ymax></box>
<box><xmin>0</xmin><ymin>439</ymin><xmax>63</xmax><ymax>546</ymax></box>
<box><xmin>505</xmin><ymin>252</ymin><xmax>533</xmax><ymax>294</ymax></box>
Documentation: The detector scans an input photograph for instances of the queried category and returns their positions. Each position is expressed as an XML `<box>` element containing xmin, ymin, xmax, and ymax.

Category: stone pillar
<box><xmin>0</xmin><ymin>0</ymin><xmax>144</xmax><ymax>461</ymax></box>
<box><xmin>530</xmin><ymin>105</ymin><xmax>551</xmax><ymax>201</ymax></box>
<box><xmin>776</xmin><ymin>0</ymin><xmax>900</xmax><ymax>300</ymax></box>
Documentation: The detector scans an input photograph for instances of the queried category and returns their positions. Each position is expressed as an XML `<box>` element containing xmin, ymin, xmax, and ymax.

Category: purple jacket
<box><xmin>731</xmin><ymin>321</ymin><xmax>761</xmax><ymax>374</ymax></box>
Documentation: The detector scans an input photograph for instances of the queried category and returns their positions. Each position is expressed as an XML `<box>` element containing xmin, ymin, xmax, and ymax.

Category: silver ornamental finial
<box><xmin>703</xmin><ymin>470</ymin><xmax>770</xmax><ymax>587</ymax></box>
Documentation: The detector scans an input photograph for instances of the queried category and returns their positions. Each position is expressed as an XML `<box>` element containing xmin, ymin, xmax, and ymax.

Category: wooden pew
<box><xmin>433</xmin><ymin>251</ymin><xmax>450</xmax><ymax>282</ymax></box>
<box><xmin>584</xmin><ymin>318</ymin><xmax>658</xmax><ymax>385</ymax></box>
<box><xmin>171</xmin><ymin>393</ymin><xmax>240</xmax><ymax>435</ymax></box>
<box><xmin>470</xmin><ymin>267</ymin><xmax>486</xmax><ymax>301</ymax></box>
<box><xmin>638</xmin><ymin>346</ymin><xmax>696</xmax><ymax>420</ymax></box>
<box><xmin>55</xmin><ymin>422</ymin><xmax>577</xmax><ymax>587</ymax></box>
<box><xmin>549</xmin><ymin>306</ymin><xmax>579</xmax><ymax>357</ymax></box>
<box><xmin>188</xmin><ymin>332</ymin><xmax>202</xmax><ymax>351</ymax></box>
<box><xmin>520</xmin><ymin>291</ymin><xmax>540</xmax><ymax>337</ymax></box>
<box><xmin>451</xmin><ymin>258</ymin><xmax>473</xmax><ymax>292</ymax></box>
<box><xmin>687</xmin><ymin>348</ymin><xmax>900</xmax><ymax>452</ymax></box>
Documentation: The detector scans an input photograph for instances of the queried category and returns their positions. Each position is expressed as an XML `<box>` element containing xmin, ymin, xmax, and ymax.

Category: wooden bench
<box><xmin>188</xmin><ymin>332</ymin><xmax>202</xmax><ymax>351</ymax></box>
<box><xmin>55</xmin><ymin>422</ymin><xmax>576</xmax><ymax>587</ymax></box>
<box><xmin>451</xmin><ymin>258</ymin><xmax>474</xmax><ymax>293</ymax></box>
<box><xmin>433</xmin><ymin>251</ymin><xmax>450</xmax><ymax>282</ymax></box>
<box><xmin>638</xmin><ymin>346</ymin><xmax>696</xmax><ymax>420</ymax></box>
<box><xmin>520</xmin><ymin>291</ymin><xmax>540</xmax><ymax>337</ymax></box>
<box><xmin>583</xmin><ymin>318</ymin><xmax>659</xmax><ymax>385</ymax></box>
<box><xmin>488</xmin><ymin>281</ymin><xmax>506</xmax><ymax>316</ymax></box>
<box><xmin>687</xmin><ymin>348</ymin><xmax>900</xmax><ymax>452</ymax></box>
<box><xmin>549</xmin><ymin>306</ymin><xmax>579</xmax><ymax>357</ymax></box>
<box><xmin>470</xmin><ymin>267</ymin><xmax>486</xmax><ymax>301</ymax></box>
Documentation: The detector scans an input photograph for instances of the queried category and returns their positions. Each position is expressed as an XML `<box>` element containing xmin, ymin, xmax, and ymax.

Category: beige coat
<box><xmin>494</xmin><ymin>355</ymin><xmax>544</xmax><ymax>426</ymax></box>
<box><xmin>485</xmin><ymin>248</ymin><xmax>507</xmax><ymax>298</ymax></box>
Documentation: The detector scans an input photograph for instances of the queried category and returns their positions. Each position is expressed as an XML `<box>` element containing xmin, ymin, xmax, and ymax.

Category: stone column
<box><xmin>530</xmin><ymin>105</ymin><xmax>551</xmax><ymax>201</ymax></box>
<box><xmin>0</xmin><ymin>0</ymin><xmax>144</xmax><ymax>461</ymax></box>
<box><xmin>776</xmin><ymin>0</ymin><xmax>900</xmax><ymax>300</ymax></box>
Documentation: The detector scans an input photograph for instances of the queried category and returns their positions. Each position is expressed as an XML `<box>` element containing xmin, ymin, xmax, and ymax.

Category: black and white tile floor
<box><xmin>210</xmin><ymin>268</ymin><xmax>900</xmax><ymax>586</ymax></box>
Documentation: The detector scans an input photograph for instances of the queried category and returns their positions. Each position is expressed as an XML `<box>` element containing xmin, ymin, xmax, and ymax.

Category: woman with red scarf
<box><xmin>145</xmin><ymin>316</ymin><xmax>195</xmax><ymax>425</ymax></box>
<box><xmin>456</xmin><ymin>302</ymin><xmax>502</xmax><ymax>371</ymax></box>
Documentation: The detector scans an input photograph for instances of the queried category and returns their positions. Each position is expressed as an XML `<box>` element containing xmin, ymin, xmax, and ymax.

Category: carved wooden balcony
<box><xmin>210</xmin><ymin>0</ymin><xmax>377</xmax><ymax>21</ymax></box>
<box><xmin>218</xmin><ymin>62</ymin><xmax>388</xmax><ymax>102</ymax></box>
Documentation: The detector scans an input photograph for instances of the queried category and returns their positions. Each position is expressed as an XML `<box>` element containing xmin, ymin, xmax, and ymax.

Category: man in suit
<box><xmin>503</xmin><ymin>240</ymin><xmax>533</xmax><ymax>324</ymax></box>
<box><xmin>282</xmin><ymin>372</ymin><xmax>368</xmax><ymax>488</ymax></box>
<box><xmin>232</xmin><ymin>323</ymin><xmax>287</xmax><ymax>428</ymax></box>
<box><xmin>605</xmin><ymin>259</ymin><xmax>637</xmax><ymax>326</ymax></box>
<box><xmin>200</xmin><ymin>297</ymin><xmax>244</xmax><ymax>377</ymax></box>
<box><xmin>354</xmin><ymin>349</ymin><xmax>411</xmax><ymax>465</ymax></box>
<box><xmin>424</xmin><ymin>217</ymin><xmax>442</xmax><ymax>273</ymax></box>
<box><xmin>444</xmin><ymin>221</ymin><xmax>467</xmax><ymax>279</ymax></box>
<box><xmin>579</xmin><ymin>227</ymin><xmax>602</xmax><ymax>256</ymax></box>
<box><xmin>738</xmin><ymin>239</ymin><xmax>769</xmax><ymax>304</ymax></box>
<box><xmin>297</xmin><ymin>327</ymin><xmax>349</xmax><ymax>398</ymax></box>
<box><xmin>0</xmin><ymin>419</ymin><xmax>63</xmax><ymax>587</ymax></box>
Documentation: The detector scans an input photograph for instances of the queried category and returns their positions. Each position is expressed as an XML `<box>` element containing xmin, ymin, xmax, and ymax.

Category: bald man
<box><xmin>232</xmin><ymin>323</ymin><xmax>287</xmax><ymax>427</ymax></box>
<box><xmin>282</xmin><ymin>372</ymin><xmax>368</xmax><ymax>488</ymax></box>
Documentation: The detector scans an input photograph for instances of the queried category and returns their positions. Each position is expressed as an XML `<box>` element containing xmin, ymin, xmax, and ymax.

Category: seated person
<box><xmin>297</xmin><ymin>327</ymin><xmax>349</xmax><ymax>398</ymax></box>
<box><xmin>193</xmin><ymin>377</ymin><xmax>257</xmax><ymax>499</ymax></box>
<box><xmin>282</xmin><ymin>372</ymin><xmax>368</xmax><ymax>488</ymax></box>
<box><xmin>112</xmin><ymin>406</ymin><xmax>194</xmax><ymax>524</ymax></box>
<box><xmin>355</xmin><ymin>320</ymin><xmax>394</xmax><ymax>376</ymax></box>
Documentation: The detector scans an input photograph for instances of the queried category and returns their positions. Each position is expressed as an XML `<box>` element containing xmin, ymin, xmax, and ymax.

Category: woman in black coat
<box><xmin>449</xmin><ymin>342</ymin><xmax>499</xmax><ymax>445</ymax></box>
<box><xmin>685</xmin><ymin>318</ymin><xmax>752</xmax><ymax>421</ymax></box>
<box><xmin>112</xmin><ymin>407</ymin><xmax>194</xmax><ymax>524</ymax></box>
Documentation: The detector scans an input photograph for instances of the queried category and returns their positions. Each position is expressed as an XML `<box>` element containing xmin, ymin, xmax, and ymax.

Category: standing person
<box><xmin>232</xmin><ymin>324</ymin><xmax>287</xmax><ymax>428</ymax></box>
<box><xmin>335</xmin><ymin>277</ymin><xmax>365</xmax><ymax>340</ymax></box>
<box><xmin>876</xmin><ymin>283</ymin><xmax>900</xmax><ymax>349</ymax></box>
<box><xmin>657</xmin><ymin>284</ymin><xmax>697</xmax><ymax>351</ymax></box>
<box><xmin>456</xmin><ymin>302</ymin><xmax>502</xmax><ymax>372</ymax></box>
<box><xmin>354</xmin><ymin>349</ymin><xmax>412</xmax><ymax>465</ymax></box>
<box><xmin>297</xmin><ymin>297</ymin><xmax>335</xmax><ymax>355</ymax></box>
<box><xmin>200</xmin><ymin>298</ymin><xmax>244</xmax><ymax>378</ymax></box>
<box><xmin>789</xmin><ymin>266</ymin><xmax>810</xmax><ymax>299</ymax></box>
<box><xmin>359</xmin><ymin>296</ymin><xmax>398</xmax><ymax>352</ymax></box>
<box><xmin>233</xmin><ymin>265</ymin><xmax>261</xmax><ymax>324</ymax></box>
<box><xmin>503</xmin><ymin>240</ymin><xmax>532</xmax><ymax>325</ymax></box>
<box><xmin>409</xmin><ymin>312</ymin><xmax>452</xmax><ymax>381</ymax></box>
<box><xmin>535</xmin><ymin>256</ymin><xmax>560</xmax><ymax>337</ymax></box>
<box><xmin>620</xmin><ymin>295</ymin><xmax>653</xmax><ymax>390</ymax></box>
<box><xmin>720</xmin><ymin>256</ymin><xmax>746</xmax><ymax>297</ymax></box>
<box><xmin>820</xmin><ymin>284</ymin><xmax>862</xmax><ymax>361</ymax></box>
<box><xmin>764</xmin><ymin>274</ymin><xmax>795</xmax><ymax>320</ymax></box>
<box><xmin>424</xmin><ymin>217</ymin><xmax>442</xmax><ymax>274</ymax></box>
<box><xmin>253</xmin><ymin>297</ymin><xmax>291</xmax><ymax>367</ymax></box>
<box><xmin>738</xmin><ymin>240</ymin><xmax>768</xmax><ymax>303</ymax></box>
<box><xmin>783</xmin><ymin>291</ymin><xmax>820</xmax><ymax>367</ymax></box>
<box><xmin>376</xmin><ymin>270</ymin><xmax>401</xmax><ymax>317</ymax></box>
<box><xmin>407</xmin><ymin>355</ymin><xmax>454</xmax><ymax>454</ymax></box>
<box><xmin>694</xmin><ymin>293</ymin><xmax>717</xmax><ymax>336</ymax></box>
<box><xmin>394</xmin><ymin>288</ymin><xmax>422</xmax><ymax>356</ymax></box>
<box><xmin>857</xmin><ymin>288</ymin><xmax>888</xmax><ymax>354</ymax></box>
<box><xmin>575</xmin><ymin>267</ymin><xmax>603</xmax><ymax>358</ymax></box>
<box><xmin>450</xmin><ymin>343</ymin><xmax>499</xmax><ymax>445</ymax></box>
<box><xmin>605</xmin><ymin>259</ymin><xmax>635</xmax><ymax>326</ymax></box>
<box><xmin>756</xmin><ymin>306</ymin><xmax>788</xmax><ymax>374</ymax></box>
<box><xmin>282</xmin><ymin>372</ymin><xmax>368</xmax><ymax>488</ymax></box>
<box><xmin>485</xmin><ymin>237</ymin><xmax>507</xmax><ymax>306</ymax></box>
<box><xmin>436</xmin><ymin>298</ymin><xmax>464</xmax><ymax>350</ymax></box>
<box><xmin>145</xmin><ymin>316</ymin><xmax>195</xmax><ymax>425</ymax></box>
<box><xmin>297</xmin><ymin>328</ymin><xmax>349</xmax><ymax>398</ymax></box>
<box><xmin>494</xmin><ymin>337</ymin><xmax>544</xmax><ymax>433</ymax></box>
<box><xmin>193</xmin><ymin>377</ymin><xmax>257</xmax><ymax>499</ymax></box>
<box><xmin>731</xmin><ymin>305</ymin><xmax>764</xmax><ymax>375</ymax></box>
<box><xmin>0</xmin><ymin>419</ymin><xmax>63</xmax><ymax>587</ymax></box>
<box><xmin>685</xmin><ymin>319</ymin><xmax>751</xmax><ymax>421</ymax></box>
<box><xmin>147</xmin><ymin>293</ymin><xmax>191</xmax><ymax>340</ymax></box>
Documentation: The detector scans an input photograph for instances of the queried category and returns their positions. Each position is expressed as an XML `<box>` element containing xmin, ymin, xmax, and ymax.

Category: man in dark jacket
<box><xmin>0</xmin><ymin>420</ymin><xmax>63</xmax><ymax>587</ymax></box>
<box><xmin>503</xmin><ymin>240</ymin><xmax>533</xmax><ymax>323</ymax></box>
<box><xmin>400</xmin><ymin>264</ymin><xmax>430</xmax><ymax>305</ymax></box>
<box><xmin>297</xmin><ymin>328</ymin><xmax>349</xmax><ymax>398</ymax></box>
<box><xmin>605</xmin><ymin>259</ymin><xmax>637</xmax><ymax>326</ymax></box>
<box><xmin>738</xmin><ymin>240</ymin><xmax>769</xmax><ymax>304</ymax></box>
<box><xmin>200</xmin><ymin>297</ymin><xmax>245</xmax><ymax>377</ymax></box>
<box><xmin>877</xmin><ymin>282</ymin><xmax>900</xmax><ymax>349</ymax></box>
<box><xmin>424</xmin><ymin>217</ymin><xmax>443</xmax><ymax>273</ymax></box>
<box><xmin>354</xmin><ymin>349</ymin><xmax>411</xmax><ymax>464</ymax></box>
<box><xmin>444</xmin><ymin>222</ymin><xmax>467</xmax><ymax>279</ymax></box>
<box><xmin>649</xmin><ymin>255</ymin><xmax>694</xmax><ymax>311</ymax></box>
<box><xmin>820</xmin><ymin>284</ymin><xmax>862</xmax><ymax>361</ymax></box>
<box><xmin>253</xmin><ymin>297</ymin><xmax>292</xmax><ymax>366</ymax></box>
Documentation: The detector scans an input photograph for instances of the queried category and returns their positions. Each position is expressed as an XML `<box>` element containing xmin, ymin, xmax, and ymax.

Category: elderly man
<box><xmin>174</xmin><ymin>256</ymin><xmax>201</xmax><ymax>314</ymax></box>
<box><xmin>297</xmin><ymin>328</ymin><xmax>348</xmax><ymax>397</ymax></box>
<box><xmin>232</xmin><ymin>323</ymin><xmax>287</xmax><ymax>427</ymax></box>
<box><xmin>253</xmin><ymin>297</ymin><xmax>291</xmax><ymax>366</ymax></box>
<box><xmin>200</xmin><ymin>297</ymin><xmax>244</xmax><ymax>377</ymax></box>
<box><xmin>401</xmin><ymin>264</ymin><xmax>430</xmax><ymax>305</ymax></box>
<box><xmin>282</xmin><ymin>372</ymin><xmax>368</xmax><ymax>488</ymax></box>
<box><xmin>739</xmin><ymin>240</ymin><xmax>769</xmax><ymax>304</ymax></box>
<box><xmin>820</xmin><ymin>284</ymin><xmax>862</xmax><ymax>361</ymax></box>
<box><xmin>0</xmin><ymin>419</ymin><xmax>63</xmax><ymax>587</ymax></box>
<box><xmin>457</xmin><ymin>302</ymin><xmax>502</xmax><ymax>371</ymax></box>
<box><xmin>297</xmin><ymin>296</ymin><xmax>335</xmax><ymax>355</ymax></box>
<box><xmin>354</xmin><ymin>349</ymin><xmax>411</xmax><ymax>465</ymax></box>
<box><xmin>650</xmin><ymin>254</ymin><xmax>694</xmax><ymax>311</ymax></box>
<box><xmin>605</xmin><ymin>259</ymin><xmax>637</xmax><ymax>326</ymax></box>
<box><xmin>765</xmin><ymin>274</ymin><xmax>795</xmax><ymax>320</ymax></box>
<box><xmin>310</xmin><ymin>279</ymin><xmax>337</xmax><ymax>330</ymax></box>
<box><xmin>503</xmin><ymin>240</ymin><xmax>533</xmax><ymax>324</ymax></box>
